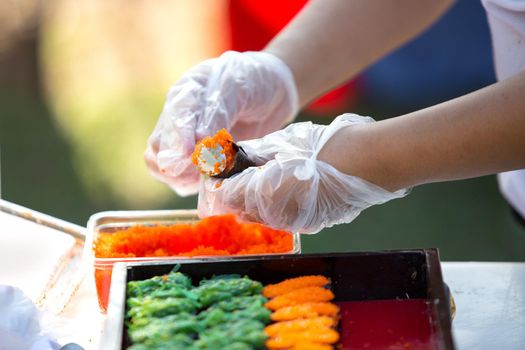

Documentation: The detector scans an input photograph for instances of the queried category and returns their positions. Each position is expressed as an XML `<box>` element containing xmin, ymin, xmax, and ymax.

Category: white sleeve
<box><xmin>498</xmin><ymin>170</ymin><xmax>525</xmax><ymax>219</ymax></box>
<box><xmin>482</xmin><ymin>0</ymin><xmax>525</xmax><ymax>219</ymax></box>
<box><xmin>481</xmin><ymin>0</ymin><xmax>525</xmax><ymax>80</ymax></box>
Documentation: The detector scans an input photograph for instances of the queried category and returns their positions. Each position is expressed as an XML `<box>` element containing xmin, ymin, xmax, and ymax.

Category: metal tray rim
<box><xmin>101</xmin><ymin>249</ymin><xmax>455</xmax><ymax>350</ymax></box>
<box><xmin>0</xmin><ymin>199</ymin><xmax>87</xmax><ymax>314</ymax></box>
<box><xmin>84</xmin><ymin>209</ymin><xmax>301</xmax><ymax>264</ymax></box>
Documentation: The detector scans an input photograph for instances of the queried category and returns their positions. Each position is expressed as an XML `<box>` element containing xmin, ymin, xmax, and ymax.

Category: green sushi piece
<box><xmin>125</xmin><ymin>273</ymin><xmax>269</xmax><ymax>350</ymax></box>
<box><xmin>128</xmin><ymin>313</ymin><xmax>202</xmax><ymax>343</ymax></box>
<box><xmin>127</xmin><ymin>333</ymin><xmax>194</xmax><ymax>349</ymax></box>
<box><xmin>198</xmin><ymin>274</ymin><xmax>242</xmax><ymax>284</ymax></box>
<box><xmin>188</xmin><ymin>341</ymin><xmax>253</xmax><ymax>350</ymax></box>
<box><xmin>127</xmin><ymin>296</ymin><xmax>200</xmax><ymax>322</ymax></box>
<box><xmin>194</xmin><ymin>319</ymin><xmax>267</xmax><ymax>349</ymax></box>
<box><xmin>127</xmin><ymin>271</ymin><xmax>192</xmax><ymax>299</ymax></box>
<box><xmin>198</xmin><ymin>300</ymin><xmax>271</xmax><ymax>326</ymax></box>
<box><xmin>209</xmin><ymin>294</ymin><xmax>268</xmax><ymax>312</ymax></box>
<box><xmin>194</xmin><ymin>276</ymin><xmax>263</xmax><ymax>307</ymax></box>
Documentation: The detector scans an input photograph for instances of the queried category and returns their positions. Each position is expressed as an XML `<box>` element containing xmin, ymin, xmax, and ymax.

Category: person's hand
<box><xmin>0</xmin><ymin>285</ymin><xmax>59</xmax><ymax>350</ymax></box>
<box><xmin>198</xmin><ymin>114</ymin><xmax>409</xmax><ymax>234</ymax></box>
<box><xmin>145</xmin><ymin>51</ymin><xmax>299</xmax><ymax>196</ymax></box>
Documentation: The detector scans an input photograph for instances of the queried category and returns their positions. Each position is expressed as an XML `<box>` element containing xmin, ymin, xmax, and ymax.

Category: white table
<box><xmin>442</xmin><ymin>262</ymin><xmax>525</xmax><ymax>350</ymax></box>
<box><xmin>55</xmin><ymin>271</ymin><xmax>105</xmax><ymax>348</ymax></box>
<box><xmin>59</xmin><ymin>262</ymin><xmax>525</xmax><ymax>349</ymax></box>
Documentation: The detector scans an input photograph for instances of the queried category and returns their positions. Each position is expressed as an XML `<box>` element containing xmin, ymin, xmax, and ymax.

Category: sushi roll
<box><xmin>192</xmin><ymin>129</ymin><xmax>255</xmax><ymax>178</ymax></box>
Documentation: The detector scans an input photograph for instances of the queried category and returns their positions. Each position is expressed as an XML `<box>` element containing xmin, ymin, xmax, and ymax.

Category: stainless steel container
<box><xmin>85</xmin><ymin>209</ymin><xmax>301</xmax><ymax>312</ymax></box>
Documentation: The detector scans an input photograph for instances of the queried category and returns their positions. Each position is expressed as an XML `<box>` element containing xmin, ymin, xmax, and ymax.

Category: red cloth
<box><xmin>228</xmin><ymin>0</ymin><xmax>357</xmax><ymax>115</ymax></box>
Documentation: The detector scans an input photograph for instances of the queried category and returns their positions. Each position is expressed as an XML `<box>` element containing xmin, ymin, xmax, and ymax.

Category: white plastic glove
<box><xmin>0</xmin><ymin>285</ymin><xmax>59</xmax><ymax>350</ymax></box>
<box><xmin>145</xmin><ymin>51</ymin><xmax>299</xmax><ymax>196</ymax></box>
<box><xmin>198</xmin><ymin>114</ymin><xmax>409</xmax><ymax>234</ymax></box>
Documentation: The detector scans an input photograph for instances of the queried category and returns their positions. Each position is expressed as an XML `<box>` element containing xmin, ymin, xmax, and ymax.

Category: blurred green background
<box><xmin>1</xmin><ymin>0</ymin><xmax>524</xmax><ymax>261</ymax></box>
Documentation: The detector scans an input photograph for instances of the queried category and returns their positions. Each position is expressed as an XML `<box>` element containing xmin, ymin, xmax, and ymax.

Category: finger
<box><xmin>198</xmin><ymin>159</ymin><xmax>305</xmax><ymax>232</ymax></box>
<box><xmin>198</xmin><ymin>166</ymin><xmax>258</xmax><ymax>220</ymax></box>
<box><xmin>144</xmin><ymin>144</ymin><xmax>161</xmax><ymax>176</ymax></box>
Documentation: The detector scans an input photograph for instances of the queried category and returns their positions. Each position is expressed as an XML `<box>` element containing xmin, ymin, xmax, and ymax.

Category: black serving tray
<box><xmin>101</xmin><ymin>249</ymin><xmax>455</xmax><ymax>350</ymax></box>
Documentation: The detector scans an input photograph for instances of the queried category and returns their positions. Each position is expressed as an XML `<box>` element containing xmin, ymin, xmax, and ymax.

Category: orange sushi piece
<box><xmin>265</xmin><ymin>316</ymin><xmax>336</xmax><ymax>337</ymax></box>
<box><xmin>265</xmin><ymin>287</ymin><xmax>334</xmax><ymax>311</ymax></box>
<box><xmin>293</xmin><ymin>342</ymin><xmax>334</xmax><ymax>350</ymax></box>
<box><xmin>265</xmin><ymin>328</ymin><xmax>340</xmax><ymax>348</ymax></box>
<box><xmin>192</xmin><ymin>128</ymin><xmax>236</xmax><ymax>176</ymax></box>
<box><xmin>263</xmin><ymin>275</ymin><xmax>330</xmax><ymax>298</ymax></box>
<box><xmin>268</xmin><ymin>343</ymin><xmax>333</xmax><ymax>350</ymax></box>
<box><xmin>271</xmin><ymin>302</ymin><xmax>340</xmax><ymax>321</ymax></box>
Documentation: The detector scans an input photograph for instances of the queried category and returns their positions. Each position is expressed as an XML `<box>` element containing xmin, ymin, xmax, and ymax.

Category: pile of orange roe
<box><xmin>191</xmin><ymin>129</ymin><xmax>236</xmax><ymax>176</ymax></box>
<box><xmin>93</xmin><ymin>214</ymin><xmax>294</xmax><ymax>258</ymax></box>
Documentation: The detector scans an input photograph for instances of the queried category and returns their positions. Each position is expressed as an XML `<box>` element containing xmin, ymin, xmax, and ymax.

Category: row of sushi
<box><xmin>125</xmin><ymin>268</ymin><xmax>340</xmax><ymax>350</ymax></box>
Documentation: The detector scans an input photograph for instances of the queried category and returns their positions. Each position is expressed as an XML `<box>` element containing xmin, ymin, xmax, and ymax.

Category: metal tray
<box><xmin>0</xmin><ymin>199</ymin><xmax>87</xmax><ymax>314</ymax></box>
<box><xmin>85</xmin><ymin>209</ymin><xmax>301</xmax><ymax>312</ymax></box>
<box><xmin>101</xmin><ymin>249</ymin><xmax>455</xmax><ymax>350</ymax></box>
<box><xmin>85</xmin><ymin>209</ymin><xmax>301</xmax><ymax>264</ymax></box>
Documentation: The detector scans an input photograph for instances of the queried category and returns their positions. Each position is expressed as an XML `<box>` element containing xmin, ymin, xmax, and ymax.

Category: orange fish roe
<box><xmin>265</xmin><ymin>329</ymin><xmax>340</xmax><ymax>348</ymax></box>
<box><xmin>192</xmin><ymin>129</ymin><xmax>236</xmax><ymax>175</ymax></box>
<box><xmin>264</xmin><ymin>316</ymin><xmax>336</xmax><ymax>337</ymax></box>
<box><xmin>93</xmin><ymin>214</ymin><xmax>294</xmax><ymax>258</ymax></box>
<box><xmin>265</xmin><ymin>287</ymin><xmax>335</xmax><ymax>311</ymax></box>
<box><xmin>291</xmin><ymin>342</ymin><xmax>334</xmax><ymax>350</ymax></box>
<box><xmin>271</xmin><ymin>302</ymin><xmax>340</xmax><ymax>321</ymax></box>
<box><xmin>263</xmin><ymin>275</ymin><xmax>330</xmax><ymax>298</ymax></box>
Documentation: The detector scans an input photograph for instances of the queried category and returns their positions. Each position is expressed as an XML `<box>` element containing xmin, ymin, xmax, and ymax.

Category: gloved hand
<box><xmin>0</xmin><ymin>285</ymin><xmax>59</xmax><ymax>350</ymax></box>
<box><xmin>145</xmin><ymin>51</ymin><xmax>299</xmax><ymax>196</ymax></box>
<box><xmin>198</xmin><ymin>114</ymin><xmax>409</xmax><ymax>234</ymax></box>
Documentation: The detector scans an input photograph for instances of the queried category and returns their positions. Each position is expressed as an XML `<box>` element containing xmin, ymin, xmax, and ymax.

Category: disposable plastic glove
<box><xmin>145</xmin><ymin>51</ymin><xmax>299</xmax><ymax>196</ymax></box>
<box><xmin>0</xmin><ymin>285</ymin><xmax>59</xmax><ymax>350</ymax></box>
<box><xmin>198</xmin><ymin>114</ymin><xmax>409</xmax><ymax>234</ymax></box>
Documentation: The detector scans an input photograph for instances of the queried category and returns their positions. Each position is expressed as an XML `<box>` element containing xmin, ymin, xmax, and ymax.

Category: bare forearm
<box><xmin>264</xmin><ymin>0</ymin><xmax>453</xmax><ymax>107</ymax></box>
<box><xmin>319</xmin><ymin>71</ymin><xmax>525</xmax><ymax>191</ymax></box>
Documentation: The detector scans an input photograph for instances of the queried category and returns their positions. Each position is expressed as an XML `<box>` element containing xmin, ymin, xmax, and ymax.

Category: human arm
<box><xmin>198</xmin><ymin>72</ymin><xmax>525</xmax><ymax>233</ymax></box>
<box><xmin>264</xmin><ymin>0</ymin><xmax>453</xmax><ymax>107</ymax></box>
<box><xmin>145</xmin><ymin>0</ymin><xmax>454</xmax><ymax>195</ymax></box>
<box><xmin>318</xmin><ymin>70</ymin><xmax>525</xmax><ymax>191</ymax></box>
